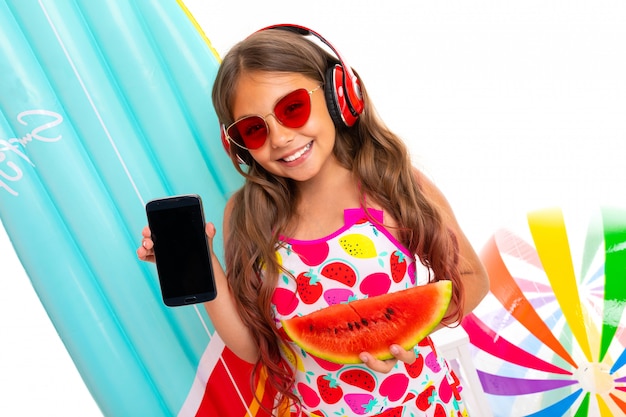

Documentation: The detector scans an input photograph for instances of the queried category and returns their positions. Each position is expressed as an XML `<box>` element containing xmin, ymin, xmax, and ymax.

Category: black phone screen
<box><xmin>146</xmin><ymin>195</ymin><xmax>217</xmax><ymax>306</ymax></box>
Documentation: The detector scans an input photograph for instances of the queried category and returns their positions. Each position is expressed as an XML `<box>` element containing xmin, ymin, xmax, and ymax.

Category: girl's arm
<box><xmin>361</xmin><ymin>168</ymin><xmax>489</xmax><ymax>373</ymax></box>
<box><xmin>136</xmin><ymin>197</ymin><xmax>259</xmax><ymax>363</ymax></box>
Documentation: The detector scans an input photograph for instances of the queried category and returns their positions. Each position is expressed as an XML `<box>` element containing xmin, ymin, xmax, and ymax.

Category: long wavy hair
<box><xmin>211</xmin><ymin>28</ymin><xmax>464</xmax><ymax>415</ymax></box>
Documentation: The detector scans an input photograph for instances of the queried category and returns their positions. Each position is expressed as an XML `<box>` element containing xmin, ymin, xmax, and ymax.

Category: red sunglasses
<box><xmin>225</xmin><ymin>85</ymin><xmax>322</xmax><ymax>150</ymax></box>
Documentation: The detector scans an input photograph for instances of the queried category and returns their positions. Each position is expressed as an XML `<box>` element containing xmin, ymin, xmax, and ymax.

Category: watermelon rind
<box><xmin>280</xmin><ymin>280</ymin><xmax>452</xmax><ymax>364</ymax></box>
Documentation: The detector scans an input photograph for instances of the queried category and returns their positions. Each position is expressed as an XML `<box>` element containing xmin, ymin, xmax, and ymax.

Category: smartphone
<box><xmin>145</xmin><ymin>194</ymin><xmax>217</xmax><ymax>306</ymax></box>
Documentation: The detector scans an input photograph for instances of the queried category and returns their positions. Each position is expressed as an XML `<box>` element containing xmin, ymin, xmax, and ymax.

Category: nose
<box><xmin>266</xmin><ymin>116</ymin><xmax>295</xmax><ymax>149</ymax></box>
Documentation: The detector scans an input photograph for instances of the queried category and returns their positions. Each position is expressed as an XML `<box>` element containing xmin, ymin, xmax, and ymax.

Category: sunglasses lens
<box><xmin>225</xmin><ymin>88</ymin><xmax>314</xmax><ymax>150</ymax></box>
<box><xmin>274</xmin><ymin>89</ymin><xmax>312</xmax><ymax>128</ymax></box>
<box><xmin>227</xmin><ymin>116</ymin><xmax>267</xmax><ymax>150</ymax></box>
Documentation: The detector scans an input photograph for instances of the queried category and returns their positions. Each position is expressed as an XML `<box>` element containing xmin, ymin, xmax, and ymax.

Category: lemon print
<box><xmin>339</xmin><ymin>234</ymin><xmax>377</xmax><ymax>258</ymax></box>
<box><xmin>260</xmin><ymin>251</ymin><xmax>282</xmax><ymax>272</ymax></box>
<box><xmin>280</xmin><ymin>342</ymin><xmax>304</xmax><ymax>372</ymax></box>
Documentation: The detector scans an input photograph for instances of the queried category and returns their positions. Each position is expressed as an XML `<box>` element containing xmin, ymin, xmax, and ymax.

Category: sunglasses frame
<box><xmin>225</xmin><ymin>85</ymin><xmax>322</xmax><ymax>150</ymax></box>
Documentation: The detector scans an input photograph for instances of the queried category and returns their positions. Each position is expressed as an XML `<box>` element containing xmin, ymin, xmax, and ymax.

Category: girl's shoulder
<box><xmin>410</xmin><ymin>166</ymin><xmax>450</xmax><ymax>212</ymax></box>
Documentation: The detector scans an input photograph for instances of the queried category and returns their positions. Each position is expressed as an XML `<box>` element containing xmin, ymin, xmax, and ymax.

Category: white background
<box><xmin>1</xmin><ymin>1</ymin><xmax>625</xmax><ymax>415</ymax></box>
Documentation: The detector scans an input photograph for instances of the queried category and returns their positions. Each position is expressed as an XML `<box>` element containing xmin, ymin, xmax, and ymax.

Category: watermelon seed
<box><xmin>361</xmin><ymin>318</ymin><xmax>369</xmax><ymax>326</ymax></box>
<box><xmin>348</xmin><ymin>322</ymin><xmax>354</xmax><ymax>331</ymax></box>
<box><xmin>354</xmin><ymin>321</ymin><xmax>361</xmax><ymax>330</ymax></box>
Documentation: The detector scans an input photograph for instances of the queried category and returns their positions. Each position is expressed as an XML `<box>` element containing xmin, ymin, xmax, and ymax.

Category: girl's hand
<box><xmin>359</xmin><ymin>344</ymin><xmax>416</xmax><ymax>373</ymax></box>
<box><xmin>136</xmin><ymin>223</ymin><xmax>218</xmax><ymax>263</ymax></box>
<box><xmin>136</xmin><ymin>226</ymin><xmax>155</xmax><ymax>263</ymax></box>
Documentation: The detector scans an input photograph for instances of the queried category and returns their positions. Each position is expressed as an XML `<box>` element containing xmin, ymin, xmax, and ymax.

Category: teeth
<box><xmin>283</xmin><ymin>142</ymin><xmax>311</xmax><ymax>162</ymax></box>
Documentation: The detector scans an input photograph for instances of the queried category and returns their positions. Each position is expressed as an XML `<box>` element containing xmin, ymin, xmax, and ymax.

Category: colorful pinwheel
<box><xmin>463</xmin><ymin>207</ymin><xmax>626</xmax><ymax>416</ymax></box>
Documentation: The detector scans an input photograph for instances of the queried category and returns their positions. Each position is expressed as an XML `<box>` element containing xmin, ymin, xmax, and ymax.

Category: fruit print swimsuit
<box><xmin>271</xmin><ymin>208</ymin><xmax>468</xmax><ymax>417</ymax></box>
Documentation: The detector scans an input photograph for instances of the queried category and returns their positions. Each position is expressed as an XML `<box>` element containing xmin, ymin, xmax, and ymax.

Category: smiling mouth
<box><xmin>282</xmin><ymin>142</ymin><xmax>312</xmax><ymax>162</ymax></box>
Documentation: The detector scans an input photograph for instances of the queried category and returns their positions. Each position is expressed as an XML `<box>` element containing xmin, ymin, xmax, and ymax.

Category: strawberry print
<box><xmin>323</xmin><ymin>288</ymin><xmax>354</xmax><ymax>306</ymax></box>
<box><xmin>296</xmin><ymin>270</ymin><xmax>323</xmax><ymax>304</ymax></box>
<box><xmin>320</xmin><ymin>261</ymin><xmax>357</xmax><ymax>287</ymax></box>
<box><xmin>344</xmin><ymin>393</ymin><xmax>375</xmax><ymax>415</ymax></box>
<box><xmin>339</xmin><ymin>368</ymin><xmax>376</xmax><ymax>392</ymax></box>
<box><xmin>438</xmin><ymin>373</ymin><xmax>454</xmax><ymax>404</ymax></box>
<box><xmin>434</xmin><ymin>402</ymin><xmax>446</xmax><ymax>417</ymax></box>
<box><xmin>390</xmin><ymin>250</ymin><xmax>407</xmax><ymax>283</ymax></box>
<box><xmin>416</xmin><ymin>384</ymin><xmax>436</xmax><ymax>411</ymax></box>
<box><xmin>425</xmin><ymin>351</ymin><xmax>442</xmax><ymax>373</ymax></box>
<box><xmin>272</xmin><ymin>287</ymin><xmax>299</xmax><ymax>315</ymax></box>
<box><xmin>404</xmin><ymin>352</ymin><xmax>424</xmax><ymax>378</ymax></box>
<box><xmin>292</xmin><ymin>241</ymin><xmax>330</xmax><ymax>266</ymax></box>
<box><xmin>438</xmin><ymin>369</ymin><xmax>463</xmax><ymax>404</ymax></box>
<box><xmin>297</xmin><ymin>382</ymin><xmax>321</xmax><ymax>408</ymax></box>
<box><xmin>317</xmin><ymin>374</ymin><xmax>343</xmax><ymax>404</ymax></box>
<box><xmin>359</xmin><ymin>272</ymin><xmax>391</xmax><ymax>297</ymax></box>
<box><xmin>378</xmin><ymin>373</ymin><xmax>409</xmax><ymax>402</ymax></box>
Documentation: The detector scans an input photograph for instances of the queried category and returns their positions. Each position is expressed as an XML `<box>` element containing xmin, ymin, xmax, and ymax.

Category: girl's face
<box><xmin>231</xmin><ymin>71</ymin><xmax>339</xmax><ymax>182</ymax></box>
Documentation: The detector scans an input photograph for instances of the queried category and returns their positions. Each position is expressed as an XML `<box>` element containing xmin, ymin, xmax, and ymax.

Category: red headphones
<box><xmin>219</xmin><ymin>24</ymin><xmax>364</xmax><ymax>162</ymax></box>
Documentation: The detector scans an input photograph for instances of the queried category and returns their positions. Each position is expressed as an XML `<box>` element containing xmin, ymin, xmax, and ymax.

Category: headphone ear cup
<box><xmin>324</xmin><ymin>65</ymin><xmax>347</xmax><ymax>127</ymax></box>
<box><xmin>325</xmin><ymin>64</ymin><xmax>361</xmax><ymax>127</ymax></box>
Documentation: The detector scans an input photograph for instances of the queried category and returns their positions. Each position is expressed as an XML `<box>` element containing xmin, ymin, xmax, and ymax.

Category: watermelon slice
<box><xmin>281</xmin><ymin>281</ymin><xmax>452</xmax><ymax>364</ymax></box>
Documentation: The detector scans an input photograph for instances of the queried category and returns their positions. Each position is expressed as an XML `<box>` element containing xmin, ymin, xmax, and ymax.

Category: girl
<box><xmin>138</xmin><ymin>25</ymin><xmax>489</xmax><ymax>417</ymax></box>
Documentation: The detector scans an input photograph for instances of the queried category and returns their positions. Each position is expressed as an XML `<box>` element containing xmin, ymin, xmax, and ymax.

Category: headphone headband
<box><xmin>258</xmin><ymin>24</ymin><xmax>364</xmax><ymax>118</ymax></box>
